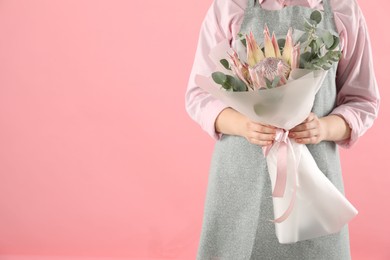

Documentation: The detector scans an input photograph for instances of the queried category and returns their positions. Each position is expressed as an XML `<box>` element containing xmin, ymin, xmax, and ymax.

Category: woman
<box><xmin>185</xmin><ymin>0</ymin><xmax>380</xmax><ymax>259</ymax></box>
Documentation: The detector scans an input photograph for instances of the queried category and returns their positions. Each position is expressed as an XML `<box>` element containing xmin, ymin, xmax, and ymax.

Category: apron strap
<box><xmin>321</xmin><ymin>0</ymin><xmax>334</xmax><ymax>20</ymax></box>
<box><xmin>251</xmin><ymin>0</ymin><xmax>257</xmax><ymax>8</ymax></box>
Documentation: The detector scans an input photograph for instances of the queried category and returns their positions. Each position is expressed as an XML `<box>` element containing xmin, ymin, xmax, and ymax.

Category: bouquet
<box><xmin>195</xmin><ymin>10</ymin><xmax>358</xmax><ymax>244</ymax></box>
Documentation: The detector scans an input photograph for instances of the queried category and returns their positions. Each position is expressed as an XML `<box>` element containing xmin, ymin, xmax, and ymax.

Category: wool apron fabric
<box><xmin>196</xmin><ymin>0</ymin><xmax>352</xmax><ymax>259</ymax></box>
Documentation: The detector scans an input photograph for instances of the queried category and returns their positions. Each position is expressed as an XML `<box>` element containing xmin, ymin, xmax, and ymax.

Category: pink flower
<box><xmin>227</xmin><ymin>49</ymin><xmax>252</xmax><ymax>86</ymax></box>
<box><xmin>231</xmin><ymin>24</ymin><xmax>301</xmax><ymax>89</ymax></box>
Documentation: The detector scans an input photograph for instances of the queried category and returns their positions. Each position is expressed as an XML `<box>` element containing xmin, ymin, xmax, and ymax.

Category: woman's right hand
<box><xmin>215</xmin><ymin>107</ymin><xmax>277</xmax><ymax>146</ymax></box>
<box><xmin>240</xmin><ymin>117</ymin><xmax>277</xmax><ymax>146</ymax></box>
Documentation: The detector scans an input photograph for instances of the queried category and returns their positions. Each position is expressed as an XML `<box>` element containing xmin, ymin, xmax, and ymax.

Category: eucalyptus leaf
<box><xmin>304</xmin><ymin>21</ymin><xmax>314</xmax><ymax>31</ymax></box>
<box><xmin>309</xmin><ymin>40</ymin><xmax>318</xmax><ymax>53</ymax></box>
<box><xmin>310</xmin><ymin>52</ymin><xmax>320</xmax><ymax>61</ymax></box>
<box><xmin>277</xmin><ymin>38</ymin><xmax>286</xmax><ymax>51</ymax></box>
<box><xmin>300</xmin><ymin>52</ymin><xmax>312</xmax><ymax>63</ymax></box>
<box><xmin>326</xmin><ymin>35</ymin><xmax>339</xmax><ymax>50</ymax></box>
<box><xmin>322</xmin><ymin>31</ymin><xmax>334</xmax><ymax>49</ymax></box>
<box><xmin>272</xmin><ymin>76</ymin><xmax>281</xmax><ymax>88</ymax></box>
<box><xmin>224</xmin><ymin>75</ymin><xmax>247</xmax><ymax>92</ymax></box>
<box><xmin>233</xmin><ymin>77</ymin><xmax>248</xmax><ymax>91</ymax></box>
<box><xmin>309</xmin><ymin>19</ymin><xmax>318</xmax><ymax>27</ymax></box>
<box><xmin>321</xmin><ymin>63</ymin><xmax>333</xmax><ymax>70</ymax></box>
<box><xmin>265</xmin><ymin>77</ymin><xmax>273</xmax><ymax>89</ymax></box>
<box><xmin>310</xmin><ymin>10</ymin><xmax>322</xmax><ymax>24</ymax></box>
<box><xmin>221</xmin><ymin>83</ymin><xmax>232</xmax><ymax>91</ymax></box>
<box><xmin>212</xmin><ymin>71</ymin><xmax>227</xmax><ymax>85</ymax></box>
<box><xmin>241</xmin><ymin>38</ymin><xmax>247</xmax><ymax>48</ymax></box>
<box><xmin>316</xmin><ymin>37</ymin><xmax>323</xmax><ymax>48</ymax></box>
<box><xmin>297</xmin><ymin>33</ymin><xmax>309</xmax><ymax>44</ymax></box>
<box><xmin>223</xmin><ymin>75</ymin><xmax>235</xmax><ymax>90</ymax></box>
<box><xmin>323</xmin><ymin>50</ymin><xmax>341</xmax><ymax>62</ymax></box>
<box><xmin>237</xmin><ymin>32</ymin><xmax>247</xmax><ymax>48</ymax></box>
<box><xmin>312</xmin><ymin>64</ymin><xmax>323</xmax><ymax>70</ymax></box>
<box><xmin>303</xmin><ymin>62</ymin><xmax>315</xmax><ymax>69</ymax></box>
<box><xmin>220</xmin><ymin>59</ymin><xmax>231</xmax><ymax>70</ymax></box>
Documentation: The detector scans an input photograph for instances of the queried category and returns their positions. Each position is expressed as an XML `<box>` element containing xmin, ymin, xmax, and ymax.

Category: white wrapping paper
<box><xmin>194</xmin><ymin>39</ymin><xmax>358</xmax><ymax>244</ymax></box>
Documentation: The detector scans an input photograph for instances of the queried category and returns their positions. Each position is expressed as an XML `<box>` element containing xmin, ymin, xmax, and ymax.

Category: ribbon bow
<box><xmin>262</xmin><ymin>129</ymin><xmax>298</xmax><ymax>223</ymax></box>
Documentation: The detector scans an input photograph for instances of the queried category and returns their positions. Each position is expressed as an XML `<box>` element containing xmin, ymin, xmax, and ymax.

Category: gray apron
<box><xmin>196</xmin><ymin>0</ymin><xmax>352</xmax><ymax>259</ymax></box>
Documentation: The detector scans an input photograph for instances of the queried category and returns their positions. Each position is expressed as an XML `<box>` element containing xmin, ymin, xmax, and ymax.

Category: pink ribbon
<box><xmin>262</xmin><ymin>129</ymin><xmax>298</xmax><ymax>223</ymax></box>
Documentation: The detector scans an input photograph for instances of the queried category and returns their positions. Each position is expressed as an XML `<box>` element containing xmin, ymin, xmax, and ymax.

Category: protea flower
<box><xmin>245</xmin><ymin>25</ymin><xmax>300</xmax><ymax>90</ymax></box>
<box><xmin>227</xmin><ymin>50</ymin><xmax>252</xmax><ymax>86</ymax></box>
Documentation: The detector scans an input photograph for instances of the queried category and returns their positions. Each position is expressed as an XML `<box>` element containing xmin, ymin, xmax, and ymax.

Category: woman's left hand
<box><xmin>288</xmin><ymin>112</ymin><xmax>327</xmax><ymax>144</ymax></box>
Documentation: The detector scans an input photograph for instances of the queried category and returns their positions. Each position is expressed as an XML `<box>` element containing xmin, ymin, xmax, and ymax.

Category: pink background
<box><xmin>0</xmin><ymin>0</ymin><xmax>388</xmax><ymax>259</ymax></box>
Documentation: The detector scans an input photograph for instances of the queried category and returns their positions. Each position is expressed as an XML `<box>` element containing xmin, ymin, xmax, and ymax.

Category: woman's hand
<box><xmin>288</xmin><ymin>112</ymin><xmax>327</xmax><ymax>144</ymax></box>
<box><xmin>288</xmin><ymin>112</ymin><xmax>352</xmax><ymax>144</ymax></box>
<box><xmin>239</xmin><ymin>119</ymin><xmax>277</xmax><ymax>146</ymax></box>
<box><xmin>215</xmin><ymin>107</ymin><xmax>276</xmax><ymax>146</ymax></box>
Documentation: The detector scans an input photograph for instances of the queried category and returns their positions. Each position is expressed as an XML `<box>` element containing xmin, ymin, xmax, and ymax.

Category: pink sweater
<box><xmin>185</xmin><ymin>0</ymin><xmax>380</xmax><ymax>148</ymax></box>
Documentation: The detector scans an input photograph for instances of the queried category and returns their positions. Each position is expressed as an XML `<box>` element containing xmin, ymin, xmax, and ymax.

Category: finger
<box><xmin>251</xmin><ymin>123</ymin><xmax>277</xmax><ymax>134</ymax></box>
<box><xmin>250</xmin><ymin>121</ymin><xmax>277</xmax><ymax>129</ymax></box>
<box><xmin>291</xmin><ymin>113</ymin><xmax>315</xmax><ymax>131</ymax></box>
<box><xmin>249</xmin><ymin>132</ymin><xmax>276</xmax><ymax>141</ymax></box>
<box><xmin>306</xmin><ymin>112</ymin><xmax>317</xmax><ymax>122</ymax></box>
<box><xmin>289</xmin><ymin>121</ymin><xmax>318</xmax><ymax>133</ymax></box>
<box><xmin>291</xmin><ymin>128</ymin><xmax>319</xmax><ymax>139</ymax></box>
<box><xmin>304</xmin><ymin>113</ymin><xmax>315</xmax><ymax>123</ymax></box>
<box><xmin>295</xmin><ymin>136</ymin><xmax>319</xmax><ymax>144</ymax></box>
<box><xmin>249</xmin><ymin>137</ymin><xmax>274</xmax><ymax>146</ymax></box>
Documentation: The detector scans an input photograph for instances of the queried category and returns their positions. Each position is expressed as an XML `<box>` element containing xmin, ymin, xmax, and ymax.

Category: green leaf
<box><xmin>300</xmin><ymin>52</ymin><xmax>312</xmax><ymax>63</ymax></box>
<box><xmin>304</xmin><ymin>21</ymin><xmax>314</xmax><ymax>31</ymax></box>
<box><xmin>322</xmin><ymin>31</ymin><xmax>334</xmax><ymax>49</ymax></box>
<box><xmin>310</xmin><ymin>10</ymin><xmax>322</xmax><ymax>24</ymax></box>
<box><xmin>322</xmin><ymin>63</ymin><xmax>333</xmax><ymax>70</ymax></box>
<box><xmin>312</xmin><ymin>64</ymin><xmax>323</xmax><ymax>70</ymax></box>
<box><xmin>326</xmin><ymin>35</ymin><xmax>340</xmax><ymax>50</ymax></box>
<box><xmin>233</xmin><ymin>77</ymin><xmax>248</xmax><ymax>91</ymax></box>
<box><xmin>236</xmin><ymin>32</ymin><xmax>247</xmax><ymax>47</ymax></box>
<box><xmin>309</xmin><ymin>49</ymin><xmax>341</xmax><ymax>70</ymax></box>
<box><xmin>224</xmin><ymin>75</ymin><xmax>247</xmax><ymax>92</ymax></box>
<box><xmin>309</xmin><ymin>19</ymin><xmax>318</xmax><ymax>27</ymax></box>
<box><xmin>212</xmin><ymin>71</ymin><xmax>227</xmax><ymax>85</ymax></box>
<box><xmin>309</xmin><ymin>40</ymin><xmax>318</xmax><ymax>53</ymax></box>
<box><xmin>303</xmin><ymin>62</ymin><xmax>315</xmax><ymax>69</ymax></box>
<box><xmin>278</xmin><ymin>38</ymin><xmax>286</xmax><ymax>51</ymax></box>
<box><xmin>323</xmin><ymin>50</ymin><xmax>341</xmax><ymax>62</ymax></box>
<box><xmin>220</xmin><ymin>59</ymin><xmax>231</xmax><ymax>70</ymax></box>
<box><xmin>265</xmin><ymin>77</ymin><xmax>273</xmax><ymax>89</ymax></box>
<box><xmin>272</xmin><ymin>76</ymin><xmax>281</xmax><ymax>88</ymax></box>
<box><xmin>310</xmin><ymin>52</ymin><xmax>320</xmax><ymax>61</ymax></box>
<box><xmin>316</xmin><ymin>37</ymin><xmax>323</xmax><ymax>49</ymax></box>
<box><xmin>297</xmin><ymin>33</ymin><xmax>309</xmax><ymax>44</ymax></box>
<box><xmin>240</xmin><ymin>38</ymin><xmax>247</xmax><ymax>48</ymax></box>
<box><xmin>221</xmin><ymin>84</ymin><xmax>232</xmax><ymax>91</ymax></box>
<box><xmin>222</xmin><ymin>75</ymin><xmax>234</xmax><ymax>89</ymax></box>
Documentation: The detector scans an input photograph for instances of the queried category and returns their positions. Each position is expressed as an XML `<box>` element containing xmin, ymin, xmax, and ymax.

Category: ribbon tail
<box><xmin>270</xmin><ymin>138</ymin><xmax>298</xmax><ymax>223</ymax></box>
<box><xmin>272</xmin><ymin>142</ymin><xmax>288</xmax><ymax>197</ymax></box>
<box><xmin>262</xmin><ymin>143</ymin><xmax>273</xmax><ymax>157</ymax></box>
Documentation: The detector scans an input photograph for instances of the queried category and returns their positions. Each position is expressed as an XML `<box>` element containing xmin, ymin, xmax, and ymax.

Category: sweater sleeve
<box><xmin>329</xmin><ymin>0</ymin><xmax>380</xmax><ymax>149</ymax></box>
<box><xmin>184</xmin><ymin>0</ymin><xmax>244</xmax><ymax>141</ymax></box>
